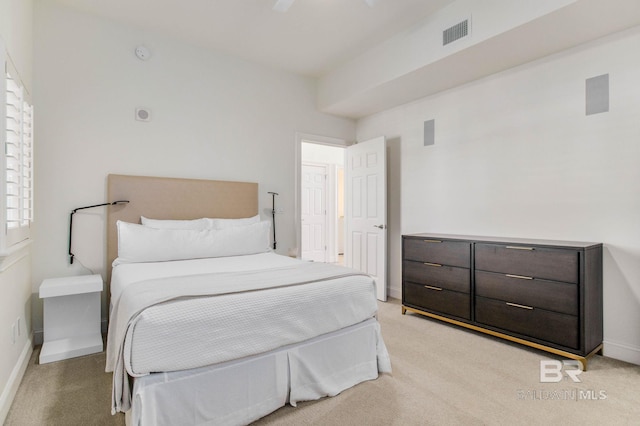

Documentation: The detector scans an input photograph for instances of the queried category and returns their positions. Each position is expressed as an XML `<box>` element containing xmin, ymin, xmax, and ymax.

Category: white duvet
<box><xmin>106</xmin><ymin>253</ymin><xmax>380</xmax><ymax>414</ymax></box>
<box><xmin>110</xmin><ymin>252</ymin><xmax>302</xmax><ymax>303</ymax></box>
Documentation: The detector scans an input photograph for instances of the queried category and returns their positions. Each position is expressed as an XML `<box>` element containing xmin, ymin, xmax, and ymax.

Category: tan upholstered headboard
<box><xmin>106</xmin><ymin>174</ymin><xmax>258</xmax><ymax>288</ymax></box>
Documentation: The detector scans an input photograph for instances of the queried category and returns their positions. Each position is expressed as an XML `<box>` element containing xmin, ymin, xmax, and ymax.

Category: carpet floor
<box><xmin>5</xmin><ymin>298</ymin><xmax>640</xmax><ymax>425</ymax></box>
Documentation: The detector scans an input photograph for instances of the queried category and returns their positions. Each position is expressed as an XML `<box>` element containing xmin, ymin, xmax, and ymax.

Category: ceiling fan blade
<box><xmin>273</xmin><ymin>0</ymin><xmax>296</xmax><ymax>13</ymax></box>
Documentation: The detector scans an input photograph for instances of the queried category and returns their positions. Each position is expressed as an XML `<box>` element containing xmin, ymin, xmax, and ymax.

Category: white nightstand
<box><xmin>39</xmin><ymin>274</ymin><xmax>103</xmax><ymax>364</ymax></box>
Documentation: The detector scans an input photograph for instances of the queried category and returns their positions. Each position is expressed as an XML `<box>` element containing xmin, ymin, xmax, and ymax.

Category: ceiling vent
<box><xmin>442</xmin><ymin>17</ymin><xmax>470</xmax><ymax>46</ymax></box>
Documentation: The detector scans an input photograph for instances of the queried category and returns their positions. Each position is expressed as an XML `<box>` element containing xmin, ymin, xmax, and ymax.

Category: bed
<box><xmin>104</xmin><ymin>174</ymin><xmax>391</xmax><ymax>425</ymax></box>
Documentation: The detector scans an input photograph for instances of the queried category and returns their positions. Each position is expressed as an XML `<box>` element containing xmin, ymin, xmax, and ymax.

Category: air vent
<box><xmin>443</xmin><ymin>18</ymin><xmax>470</xmax><ymax>46</ymax></box>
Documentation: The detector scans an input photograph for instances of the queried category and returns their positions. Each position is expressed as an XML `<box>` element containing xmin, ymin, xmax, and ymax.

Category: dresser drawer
<box><xmin>403</xmin><ymin>238</ymin><xmax>470</xmax><ymax>268</ymax></box>
<box><xmin>403</xmin><ymin>261</ymin><xmax>470</xmax><ymax>293</ymax></box>
<box><xmin>403</xmin><ymin>281</ymin><xmax>471</xmax><ymax>320</ymax></box>
<box><xmin>475</xmin><ymin>271</ymin><xmax>578</xmax><ymax>316</ymax></box>
<box><xmin>475</xmin><ymin>296</ymin><xmax>579</xmax><ymax>349</ymax></box>
<box><xmin>475</xmin><ymin>243</ymin><xmax>579</xmax><ymax>284</ymax></box>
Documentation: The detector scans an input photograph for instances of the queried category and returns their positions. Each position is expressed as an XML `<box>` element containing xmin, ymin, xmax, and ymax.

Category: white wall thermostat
<box><xmin>135</xmin><ymin>45</ymin><xmax>151</xmax><ymax>61</ymax></box>
<box><xmin>135</xmin><ymin>107</ymin><xmax>151</xmax><ymax>122</ymax></box>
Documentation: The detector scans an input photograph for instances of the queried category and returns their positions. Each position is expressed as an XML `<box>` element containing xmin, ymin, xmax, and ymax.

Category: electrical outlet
<box><xmin>16</xmin><ymin>317</ymin><xmax>21</xmax><ymax>337</ymax></box>
<box><xmin>11</xmin><ymin>323</ymin><xmax>16</xmax><ymax>344</ymax></box>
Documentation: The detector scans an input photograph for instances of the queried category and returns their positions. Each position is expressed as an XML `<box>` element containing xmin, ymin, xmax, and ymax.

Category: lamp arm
<box><xmin>68</xmin><ymin>200</ymin><xmax>129</xmax><ymax>264</ymax></box>
<box><xmin>72</xmin><ymin>200</ymin><xmax>128</xmax><ymax>213</ymax></box>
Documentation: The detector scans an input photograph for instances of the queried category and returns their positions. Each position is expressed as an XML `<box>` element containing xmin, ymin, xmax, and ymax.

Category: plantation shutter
<box><xmin>4</xmin><ymin>67</ymin><xmax>33</xmax><ymax>246</ymax></box>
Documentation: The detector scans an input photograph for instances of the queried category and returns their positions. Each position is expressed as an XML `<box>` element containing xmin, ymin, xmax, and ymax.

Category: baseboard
<box><xmin>0</xmin><ymin>333</ymin><xmax>33</xmax><ymax>424</ymax></box>
<box><xmin>603</xmin><ymin>340</ymin><xmax>640</xmax><ymax>366</ymax></box>
<box><xmin>388</xmin><ymin>286</ymin><xmax>401</xmax><ymax>300</ymax></box>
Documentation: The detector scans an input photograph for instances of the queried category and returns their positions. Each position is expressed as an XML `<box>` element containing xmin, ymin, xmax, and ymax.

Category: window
<box><xmin>1</xmin><ymin>48</ymin><xmax>33</xmax><ymax>253</ymax></box>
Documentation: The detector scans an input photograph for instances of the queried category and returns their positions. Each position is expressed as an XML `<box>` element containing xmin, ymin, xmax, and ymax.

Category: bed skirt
<box><xmin>125</xmin><ymin>318</ymin><xmax>391</xmax><ymax>426</ymax></box>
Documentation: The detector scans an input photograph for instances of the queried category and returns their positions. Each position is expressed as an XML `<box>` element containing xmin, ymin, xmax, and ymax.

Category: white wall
<box><xmin>32</xmin><ymin>2</ymin><xmax>355</xmax><ymax>333</ymax></box>
<box><xmin>0</xmin><ymin>0</ymin><xmax>34</xmax><ymax>421</ymax></box>
<box><xmin>357</xmin><ymin>26</ymin><xmax>640</xmax><ymax>365</ymax></box>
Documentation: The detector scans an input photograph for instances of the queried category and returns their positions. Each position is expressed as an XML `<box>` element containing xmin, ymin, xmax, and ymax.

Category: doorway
<box><xmin>298</xmin><ymin>139</ymin><xmax>345</xmax><ymax>264</ymax></box>
<box><xmin>290</xmin><ymin>133</ymin><xmax>388</xmax><ymax>301</ymax></box>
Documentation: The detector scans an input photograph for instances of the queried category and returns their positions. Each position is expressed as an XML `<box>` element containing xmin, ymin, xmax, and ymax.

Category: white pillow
<box><xmin>116</xmin><ymin>220</ymin><xmax>271</xmax><ymax>263</ymax></box>
<box><xmin>207</xmin><ymin>214</ymin><xmax>261</xmax><ymax>230</ymax></box>
<box><xmin>140</xmin><ymin>216</ymin><xmax>209</xmax><ymax>230</ymax></box>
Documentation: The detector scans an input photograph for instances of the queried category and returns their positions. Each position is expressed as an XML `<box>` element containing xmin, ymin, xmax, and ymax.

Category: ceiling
<box><xmin>52</xmin><ymin>0</ymin><xmax>457</xmax><ymax>77</ymax></box>
<box><xmin>50</xmin><ymin>0</ymin><xmax>640</xmax><ymax>118</ymax></box>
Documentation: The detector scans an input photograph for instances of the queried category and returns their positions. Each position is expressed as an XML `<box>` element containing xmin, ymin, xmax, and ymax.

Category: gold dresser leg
<box><xmin>578</xmin><ymin>344</ymin><xmax>604</xmax><ymax>371</ymax></box>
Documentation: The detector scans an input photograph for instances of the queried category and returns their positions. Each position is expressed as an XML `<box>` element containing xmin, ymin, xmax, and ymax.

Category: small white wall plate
<box><xmin>135</xmin><ymin>107</ymin><xmax>151</xmax><ymax>122</ymax></box>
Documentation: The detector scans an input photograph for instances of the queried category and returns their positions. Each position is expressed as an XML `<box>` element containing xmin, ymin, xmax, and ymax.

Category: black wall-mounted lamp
<box><xmin>267</xmin><ymin>192</ymin><xmax>278</xmax><ymax>250</ymax></box>
<box><xmin>68</xmin><ymin>200</ymin><xmax>129</xmax><ymax>264</ymax></box>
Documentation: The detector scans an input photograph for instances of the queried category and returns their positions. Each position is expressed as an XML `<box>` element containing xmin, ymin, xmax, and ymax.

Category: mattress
<box><xmin>107</xmin><ymin>253</ymin><xmax>381</xmax><ymax>413</ymax></box>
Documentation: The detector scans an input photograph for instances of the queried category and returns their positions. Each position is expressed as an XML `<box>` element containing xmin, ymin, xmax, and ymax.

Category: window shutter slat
<box><xmin>4</xmin><ymin>67</ymin><xmax>34</xmax><ymax>239</ymax></box>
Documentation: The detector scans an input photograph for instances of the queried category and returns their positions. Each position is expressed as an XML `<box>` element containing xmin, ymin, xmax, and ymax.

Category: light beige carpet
<box><xmin>6</xmin><ymin>298</ymin><xmax>640</xmax><ymax>425</ymax></box>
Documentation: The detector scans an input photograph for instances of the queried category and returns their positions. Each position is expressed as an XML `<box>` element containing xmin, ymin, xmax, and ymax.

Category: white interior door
<box><xmin>301</xmin><ymin>163</ymin><xmax>328</xmax><ymax>262</ymax></box>
<box><xmin>345</xmin><ymin>136</ymin><xmax>387</xmax><ymax>301</ymax></box>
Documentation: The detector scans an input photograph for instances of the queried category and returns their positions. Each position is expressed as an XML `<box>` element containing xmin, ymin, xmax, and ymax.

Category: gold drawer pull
<box><xmin>506</xmin><ymin>274</ymin><xmax>533</xmax><ymax>280</ymax></box>
<box><xmin>506</xmin><ymin>302</ymin><xmax>534</xmax><ymax>310</ymax></box>
<box><xmin>423</xmin><ymin>239</ymin><xmax>442</xmax><ymax>243</ymax></box>
<box><xmin>423</xmin><ymin>262</ymin><xmax>442</xmax><ymax>267</ymax></box>
<box><xmin>506</xmin><ymin>246</ymin><xmax>534</xmax><ymax>251</ymax></box>
<box><xmin>424</xmin><ymin>285</ymin><xmax>443</xmax><ymax>291</ymax></box>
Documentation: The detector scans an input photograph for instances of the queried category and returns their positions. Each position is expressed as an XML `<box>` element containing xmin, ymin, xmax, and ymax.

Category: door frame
<box><xmin>294</xmin><ymin>132</ymin><xmax>348</xmax><ymax>260</ymax></box>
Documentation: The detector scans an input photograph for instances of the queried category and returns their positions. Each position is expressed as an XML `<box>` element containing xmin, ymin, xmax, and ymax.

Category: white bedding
<box><xmin>107</xmin><ymin>253</ymin><xmax>381</xmax><ymax>414</ymax></box>
<box><xmin>110</xmin><ymin>252</ymin><xmax>300</xmax><ymax>303</ymax></box>
<box><xmin>130</xmin><ymin>318</ymin><xmax>390</xmax><ymax>426</ymax></box>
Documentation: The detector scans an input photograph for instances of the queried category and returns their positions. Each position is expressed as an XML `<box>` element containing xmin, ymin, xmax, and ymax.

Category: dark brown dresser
<box><xmin>402</xmin><ymin>233</ymin><xmax>603</xmax><ymax>369</ymax></box>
